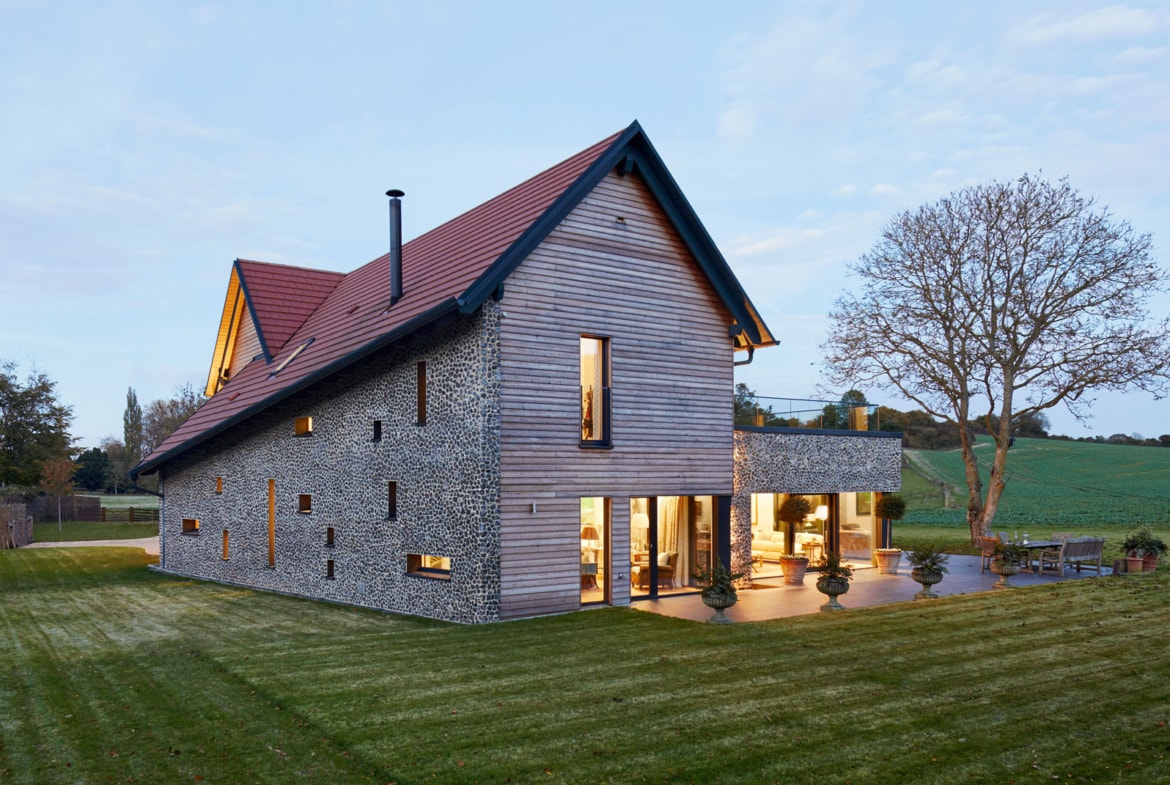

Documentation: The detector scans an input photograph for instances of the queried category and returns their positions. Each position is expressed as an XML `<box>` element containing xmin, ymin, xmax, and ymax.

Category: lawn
<box><xmin>32</xmin><ymin>520</ymin><xmax>159</xmax><ymax>542</ymax></box>
<box><xmin>1</xmin><ymin>548</ymin><xmax>1167</xmax><ymax>784</ymax></box>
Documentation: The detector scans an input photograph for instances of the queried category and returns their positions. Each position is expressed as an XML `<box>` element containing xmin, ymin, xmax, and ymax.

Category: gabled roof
<box><xmin>134</xmin><ymin>121</ymin><xmax>776</xmax><ymax>478</ymax></box>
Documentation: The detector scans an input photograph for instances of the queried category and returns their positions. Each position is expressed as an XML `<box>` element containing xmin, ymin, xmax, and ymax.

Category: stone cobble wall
<box><xmin>157</xmin><ymin>305</ymin><xmax>503</xmax><ymax>624</ymax></box>
<box><xmin>730</xmin><ymin>428</ymin><xmax>902</xmax><ymax>578</ymax></box>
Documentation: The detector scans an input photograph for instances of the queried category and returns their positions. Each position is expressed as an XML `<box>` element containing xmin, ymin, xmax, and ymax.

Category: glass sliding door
<box><xmin>580</xmin><ymin>497</ymin><xmax>609</xmax><ymax>605</ymax></box>
<box><xmin>629</xmin><ymin>496</ymin><xmax>714</xmax><ymax>598</ymax></box>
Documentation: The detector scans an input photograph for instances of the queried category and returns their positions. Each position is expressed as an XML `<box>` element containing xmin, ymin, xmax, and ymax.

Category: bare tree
<box><xmin>143</xmin><ymin>383</ymin><xmax>205</xmax><ymax>456</ymax></box>
<box><xmin>823</xmin><ymin>174</ymin><xmax>1170</xmax><ymax>542</ymax></box>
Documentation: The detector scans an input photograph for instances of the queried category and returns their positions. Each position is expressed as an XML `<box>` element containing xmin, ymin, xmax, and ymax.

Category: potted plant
<box><xmin>777</xmin><ymin>496</ymin><xmax>813</xmax><ymax>584</ymax></box>
<box><xmin>815</xmin><ymin>552</ymin><xmax>853</xmax><ymax>612</ymax></box>
<box><xmin>990</xmin><ymin>541</ymin><xmax>1026</xmax><ymax>588</ymax></box>
<box><xmin>873</xmin><ymin>494</ymin><xmax>907</xmax><ymax>573</ymax></box>
<box><xmin>906</xmin><ymin>544</ymin><xmax>950</xmax><ymax>599</ymax></box>
<box><xmin>697</xmin><ymin>558</ymin><xmax>744</xmax><ymax>624</ymax></box>
<box><xmin>1122</xmin><ymin>526</ymin><xmax>1166</xmax><ymax>572</ymax></box>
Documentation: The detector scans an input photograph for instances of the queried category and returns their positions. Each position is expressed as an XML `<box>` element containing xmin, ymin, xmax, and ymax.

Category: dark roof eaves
<box><xmin>132</xmin><ymin>296</ymin><xmax>463</xmax><ymax>478</ymax></box>
<box><xmin>233</xmin><ymin>258</ymin><xmax>273</xmax><ymax>363</ymax></box>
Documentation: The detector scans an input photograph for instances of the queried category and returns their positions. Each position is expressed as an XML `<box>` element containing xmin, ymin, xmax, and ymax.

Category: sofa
<box><xmin>752</xmin><ymin>530</ymin><xmax>787</xmax><ymax>561</ymax></box>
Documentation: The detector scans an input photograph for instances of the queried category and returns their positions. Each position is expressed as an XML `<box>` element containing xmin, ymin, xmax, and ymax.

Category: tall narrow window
<box><xmin>416</xmin><ymin>361</ymin><xmax>427</xmax><ymax>425</ymax></box>
<box><xmin>373</xmin><ymin>420</ymin><xmax>382</xmax><ymax>441</ymax></box>
<box><xmin>222</xmin><ymin>529</ymin><xmax>230</xmax><ymax>560</ymax></box>
<box><xmin>326</xmin><ymin>526</ymin><xmax>335</xmax><ymax>547</ymax></box>
<box><xmin>326</xmin><ymin>559</ymin><xmax>335</xmax><ymax>579</ymax></box>
<box><xmin>387</xmin><ymin>481</ymin><xmax>397</xmax><ymax>520</ymax></box>
<box><xmin>215</xmin><ymin>476</ymin><xmax>223</xmax><ymax>494</ymax></box>
<box><xmin>580</xmin><ymin>336</ymin><xmax>610</xmax><ymax>446</ymax></box>
<box><xmin>267</xmin><ymin>479</ymin><xmax>276</xmax><ymax>568</ymax></box>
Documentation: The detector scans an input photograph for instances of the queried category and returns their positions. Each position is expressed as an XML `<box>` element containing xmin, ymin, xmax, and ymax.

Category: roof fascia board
<box><xmin>233</xmin><ymin>258</ymin><xmax>273</xmax><ymax>363</ymax></box>
<box><xmin>132</xmin><ymin>297</ymin><xmax>462</xmax><ymax>478</ymax></box>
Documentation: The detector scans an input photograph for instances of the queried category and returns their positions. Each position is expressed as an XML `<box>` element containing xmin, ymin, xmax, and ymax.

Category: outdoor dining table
<box><xmin>1015</xmin><ymin>539</ymin><xmax>1062</xmax><ymax>573</ymax></box>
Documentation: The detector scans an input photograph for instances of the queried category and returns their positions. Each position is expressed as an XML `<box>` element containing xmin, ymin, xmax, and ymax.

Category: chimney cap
<box><xmin>386</xmin><ymin>189</ymin><xmax>405</xmax><ymax>199</ymax></box>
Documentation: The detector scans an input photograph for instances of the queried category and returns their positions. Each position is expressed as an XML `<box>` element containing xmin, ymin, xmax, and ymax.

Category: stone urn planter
<box><xmin>874</xmin><ymin>548</ymin><xmax>903</xmax><ymax>574</ymax></box>
<box><xmin>698</xmin><ymin>558</ymin><xmax>743</xmax><ymax>624</ymax></box>
<box><xmin>989</xmin><ymin>560</ymin><xmax>1021</xmax><ymax>588</ymax></box>
<box><xmin>910</xmin><ymin>568</ymin><xmax>945</xmax><ymax>598</ymax></box>
<box><xmin>816</xmin><ymin>575</ymin><xmax>850</xmax><ymax>612</ymax></box>
<box><xmin>906</xmin><ymin>545</ymin><xmax>950</xmax><ymax>599</ymax></box>
<box><xmin>700</xmin><ymin>591</ymin><xmax>737</xmax><ymax>623</ymax></box>
<box><xmin>814</xmin><ymin>553</ymin><xmax>853</xmax><ymax>612</ymax></box>
<box><xmin>779</xmin><ymin>555</ymin><xmax>809</xmax><ymax>585</ymax></box>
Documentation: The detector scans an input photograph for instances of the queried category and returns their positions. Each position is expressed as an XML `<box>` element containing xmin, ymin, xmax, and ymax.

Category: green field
<box><xmin>1</xmin><ymin>547</ymin><xmax>1168</xmax><ymax>784</ymax></box>
<box><xmin>80</xmin><ymin>493</ymin><xmax>159</xmax><ymax>509</ymax></box>
<box><xmin>32</xmin><ymin>520</ymin><xmax>158</xmax><ymax>542</ymax></box>
<box><xmin>902</xmin><ymin>436</ymin><xmax>1170</xmax><ymax>528</ymax></box>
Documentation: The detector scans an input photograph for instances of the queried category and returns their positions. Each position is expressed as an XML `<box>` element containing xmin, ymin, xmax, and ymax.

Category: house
<box><xmin>133</xmin><ymin>121</ymin><xmax>901</xmax><ymax>623</ymax></box>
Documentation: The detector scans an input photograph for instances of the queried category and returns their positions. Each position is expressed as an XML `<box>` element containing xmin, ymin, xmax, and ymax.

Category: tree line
<box><xmin>0</xmin><ymin>359</ymin><xmax>204</xmax><ymax>501</ymax></box>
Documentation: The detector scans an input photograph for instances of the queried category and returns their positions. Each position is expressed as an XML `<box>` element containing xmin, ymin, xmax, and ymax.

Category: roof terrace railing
<box><xmin>734</xmin><ymin>396</ymin><xmax>879</xmax><ymax>432</ymax></box>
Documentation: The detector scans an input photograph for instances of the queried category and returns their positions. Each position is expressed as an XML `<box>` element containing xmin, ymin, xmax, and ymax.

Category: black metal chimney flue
<box><xmin>387</xmin><ymin>189</ymin><xmax>405</xmax><ymax>305</ymax></box>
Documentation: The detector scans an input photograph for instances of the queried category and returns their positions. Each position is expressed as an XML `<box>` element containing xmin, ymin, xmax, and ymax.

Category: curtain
<box><xmin>657</xmin><ymin>497</ymin><xmax>689</xmax><ymax>588</ymax></box>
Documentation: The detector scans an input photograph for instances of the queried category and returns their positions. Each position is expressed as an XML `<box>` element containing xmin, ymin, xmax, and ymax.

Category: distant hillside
<box><xmin>902</xmin><ymin>436</ymin><xmax>1170</xmax><ymax>528</ymax></box>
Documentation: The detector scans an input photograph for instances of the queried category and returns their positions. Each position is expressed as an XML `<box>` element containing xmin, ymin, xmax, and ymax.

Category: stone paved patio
<box><xmin>632</xmin><ymin>554</ymin><xmax>1113</xmax><ymax>622</ymax></box>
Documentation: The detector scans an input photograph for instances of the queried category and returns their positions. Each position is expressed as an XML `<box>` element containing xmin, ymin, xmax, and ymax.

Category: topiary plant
<box><xmin>875</xmin><ymin>493</ymin><xmax>907</xmax><ymax>521</ymax></box>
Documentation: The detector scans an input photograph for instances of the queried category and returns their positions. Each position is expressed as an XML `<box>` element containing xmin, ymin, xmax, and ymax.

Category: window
<box><xmin>373</xmin><ymin>420</ymin><xmax>382</xmax><ymax>441</ymax></box>
<box><xmin>222</xmin><ymin>529</ymin><xmax>229</xmax><ymax>560</ymax></box>
<box><xmin>182</xmin><ymin>518</ymin><xmax>199</xmax><ymax>535</ymax></box>
<box><xmin>326</xmin><ymin>526</ymin><xmax>335</xmax><ymax>547</ymax></box>
<box><xmin>267</xmin><ymin>479</ymin><xmax>276</xmax><ymax>568</ymax></box>
<box><xmin>387</xmin><ymin>481</ymin><xmax>397</xmax><ymax>520</ymax></box>
<box><xmin>295</xmin><ymin>416</ymin><xmax>314</xmax><ymax>436</ymax></box>
<box><xmin>215</xmin><ymin>476</ymin><xmax>223</xmax><ymax>494</ymax></box>
<box><xmin>298</xmin><ymin>494</ymin><xmax>312</xmax><ymax>514</ymax></box>
<box><xmin>580</xmin><ymin>336</ymin><xmax>611</xmax><ymax>446</ymax></box>
<box><xmin>326</xmin><ymin>559</ymin><xmax>335</xmax><ymax>579</ymax></box>
<box><xmin>416</xmin><ymin>361</ymin><xmax>427</xmax><ymax>425</ymax></box>
<box><xmin>407</xmin><ymin>553</ymin><xmax>451</xmax><ymax>579</ymax></box>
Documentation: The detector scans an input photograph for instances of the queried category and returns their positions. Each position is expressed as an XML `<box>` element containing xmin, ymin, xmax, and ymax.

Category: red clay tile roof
<box><xmin>235</xmin><ymin>259</ymin><xmax>345</xmax><ymax>359</ymax></box>
<box><xmin>134</xmin><ymin>121</ymin><xmax>774</xmax><ymax>476</ymax></box>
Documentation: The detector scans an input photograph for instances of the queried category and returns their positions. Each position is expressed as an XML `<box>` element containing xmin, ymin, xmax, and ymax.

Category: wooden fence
<box><xmin>26</xmin><ymin>495</ymin><xmax>102</xmax><ymax>523</ymax></box>
<box><xmin>100</xmin><ymin>506</ymin><xmax>160</xmax><ymax>523</ymax></box>
<box><xmin>1</xmin><ymin>503</ymin><xmax>33</xmax><ymax>549</ymax></box>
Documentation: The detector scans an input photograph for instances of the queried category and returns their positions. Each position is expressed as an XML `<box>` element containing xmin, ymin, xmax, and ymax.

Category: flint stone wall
<box><xmin>157</xmin><ymin>305</ymin><xmax>503</xmax><ymax>624</ymax></box>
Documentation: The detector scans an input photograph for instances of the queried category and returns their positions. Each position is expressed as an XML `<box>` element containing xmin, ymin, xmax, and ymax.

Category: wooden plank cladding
<box><xmin>498</xmin><ymin>170</ymin><xmax>735</xmax><ymax>618</ymax></box>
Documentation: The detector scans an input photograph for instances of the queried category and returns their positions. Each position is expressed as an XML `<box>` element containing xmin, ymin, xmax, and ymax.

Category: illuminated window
<box><xmin>580</xmin><ymin>336</ymin><xmax>611</xmax><ymax>446</ymax></box>
<box><xmin>182</xmin><ymin>518</ymin><xmax>199</xmax><ymax>535</ymax></box>
<box><xmin>295</xmin><ymin>416</ymin><xmax>313</xmax><ymax>436</ymax></box>
<box><xmin>215</xmin><ymin>476</ymin><xmax>223</xmax><ymax>494</ymax></box>
<box><xmin>298</xmin><ymin>494</ymin><xmax>312</xmax><ymax>514</ymax></box>
<box><xmin>222</xmin><ymin>529</ymin><xmax>229</xmax><ymax>560</ymax></box>
<box><xmin>407</xmin><ymin>553</ymin><xmax>450</xmax><ymax>579</ymax></box>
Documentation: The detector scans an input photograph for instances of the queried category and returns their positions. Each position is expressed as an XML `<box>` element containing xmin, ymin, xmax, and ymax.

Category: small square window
<box><xmin>298</xmin><ymin>494</ymin><xmax>312</xmax><ymax>514</ymax></box>
<box><xmin>182</xmin><ymin>518</ymin><xmax>200</xmax><ymax>535</ymax></box>
<box><xmin>295</xmin><ymin>416</ymin><xmax>314</xmax><ymax>436</ymax></box>
<box><xmin>373</xmin><ymin>420</ymin><xmax>382</xmax><ymax>442</ymax></box>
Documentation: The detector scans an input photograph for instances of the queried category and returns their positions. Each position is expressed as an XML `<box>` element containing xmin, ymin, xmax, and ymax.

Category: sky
<box><xmin>2</xmin><ymin>0</ymin><xmax>1169</xmax><ymax>449</ymax></box>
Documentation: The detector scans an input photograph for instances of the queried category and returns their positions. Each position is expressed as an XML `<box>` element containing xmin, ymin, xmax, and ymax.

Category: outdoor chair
<box><xmin>978</xmin><ymin>536</ymin><xmax>999</xmax><ymax>573</ymax></box>
<box><xmin>1037</xmin><ymin>540</ymin><xmax>1066</xmax><ymax>576</ymax></box>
